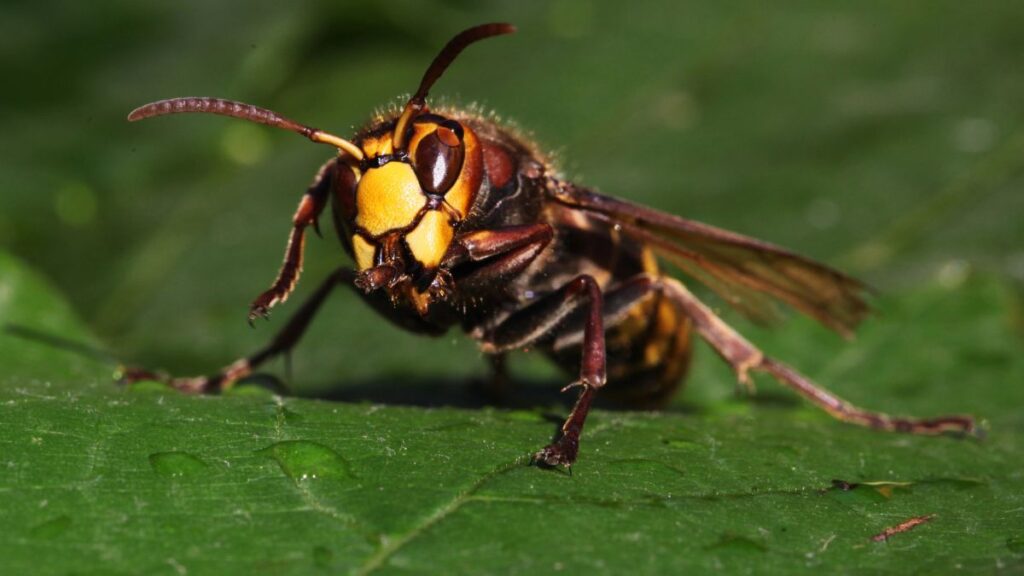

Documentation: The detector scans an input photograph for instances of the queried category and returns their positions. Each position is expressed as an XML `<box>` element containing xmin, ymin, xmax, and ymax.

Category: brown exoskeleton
<box><xmin>124</xmin><ymin>23</ymin><xmax>976</xmax><ymax>467</ymax></box>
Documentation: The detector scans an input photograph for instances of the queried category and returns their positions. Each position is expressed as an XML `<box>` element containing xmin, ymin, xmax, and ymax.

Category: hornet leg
<box><xmin>660</xmin><ymin>278</ymin><xmax>977</xmax><ymax>435</ymax></box>
<box><xmin>480</xmin><ymin>275</ymin><xmax>606</xmax><ymax>467</ymax></box>
<box><xmin>248</xmin><ymin>160</ymin><xmax>335</xmax><ymax>322</ymax></box>
<box><xmin>120</xmin><ymin>268</ymin><xmax>356</xmax><ymax>394</ymax></box>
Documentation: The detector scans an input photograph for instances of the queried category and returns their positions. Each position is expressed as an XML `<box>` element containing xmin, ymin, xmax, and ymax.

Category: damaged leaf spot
<box><xmin>871</xmin><ymin>514</ymin><xmax>936</xmax><ymax>542</ymax></box>
<box><xmin>829</xmin><ymin>479</ymin><xmax>914</xmax><ymax>500</ymax></box>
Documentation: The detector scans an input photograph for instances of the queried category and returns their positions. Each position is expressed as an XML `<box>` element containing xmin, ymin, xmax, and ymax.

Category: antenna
<box><xmin>128</xmin><ymin>97</ymin><xmax>365</xmax><ymax>161</ymax></box>
<box><xmin>391</xmin><ymin>23</ymin><xmax>516</xmax><ymax>150</ymax></box>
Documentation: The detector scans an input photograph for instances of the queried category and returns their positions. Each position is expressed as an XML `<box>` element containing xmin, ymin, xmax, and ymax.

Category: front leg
<box><xmin>479</xmin><ymin>274</ymin><xmax>607</xmax><ymax>468</ymax></box>
<box><xmin>444</xmin><ymin>223</ymin><xmax>553</xmax><ymax>289</ymax></box>
<box><xmin>121</xmin><ymin>268</ymin><xmax>357</xmax><ymax>393</ymax></box>
<box><xmin>248</xmin><ymin>160</ymin><xmax>336</xmax><ymax>322</ymax></box>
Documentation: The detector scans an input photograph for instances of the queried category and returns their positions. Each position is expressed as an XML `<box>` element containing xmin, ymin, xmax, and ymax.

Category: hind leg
<box><xmin>660</xmin><ymin>278</ymin><xmax>977</xmax><ymax>435</ymax></box>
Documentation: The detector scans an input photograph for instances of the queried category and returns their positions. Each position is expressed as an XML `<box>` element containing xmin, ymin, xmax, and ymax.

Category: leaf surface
<box><xmin>2</xmin><ymin>253</ymin><xmax>1022</xmax><ymax>575</ymax></box>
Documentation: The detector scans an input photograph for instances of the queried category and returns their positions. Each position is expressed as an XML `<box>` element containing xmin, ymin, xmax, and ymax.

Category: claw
<box><xmin>532</xmin><ymin>435</ymin><xmax>580</xmax><ymax>469</ymax></box>
<box><xmin>248</xmin><ymin>299</ymin><xmax>273</xmax><ymax>326</ymax></box>
<box><xmin>735</xmin><ymin>377</ymin><xmax>758</xmax><ymax>397</ymax></box>
<box><xmin>115</xmin><ymin>365</ymin><xmax>163</xmax><ymax>386</ymax></box>
<box><xmin>559</xmin><ymin>380</ymin><xmax>583</xmax><ymax>394</ymax></box>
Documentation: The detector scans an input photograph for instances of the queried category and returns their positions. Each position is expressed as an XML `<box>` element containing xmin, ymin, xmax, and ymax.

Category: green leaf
<box><xmin>2</xmin><ymin>252</ymin><xmax>1023</xmax><ymax>574</ymax></box>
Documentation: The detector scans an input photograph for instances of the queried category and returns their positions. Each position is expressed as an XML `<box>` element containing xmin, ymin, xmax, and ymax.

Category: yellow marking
<box><xmin>391</xmin><ymin>100</ymin><xmax>423</xmax><ymax>151</ymax></box>
<box><xmin>640</xmin><ymin>246</ymin><xmax>659</xmax><ymax>275</ymax></box>
<box><xmin>352</xmin><ymin>235</ymin><xmax>376</xmax><ymax>271</ymax></box>
<box><xmin>608</xmin><ymin>291</ymin><xmax>653</xmax><ymax>350</ymax></box>
<box><xmin>405</xmin><ymin>210</ymin><xmax>453</xmax><ymax>269</ymax></box>
<box><xmin>644</xmin><ymin>296</ymin><xmax>679</xmax><ymax>365</ymax></box>
<box><xmin>659</xmin><ymin>314</ymin><xmax>693</xmax><ymax>398</ymax></box>
<box><xmin>406</xmin><ymin>285</ymin><xmax>432</xmax><ymax>317</ymax></box>
<box><xmin>359</xmin><ymin>135</ymin><xmax>394</xmax><ymax>158</ymax></box>
<box><xmin>443</xmin><ymin>125</ymin><xmax>481</xmax><ymax>218</ymax></box>
<box><xmin>355</xmin><ymin>162</ymin><xmax>426</xmax><ymax>236</ymax></box>
<box><xmin>310</xmin><ymin>131</ymin><xmax>364</xmax><ymax>161</ymax></box>
<box><xmin>406</xmin><ymin>121</ymin><xmax>440</xmax><ymax>154</ymax></box>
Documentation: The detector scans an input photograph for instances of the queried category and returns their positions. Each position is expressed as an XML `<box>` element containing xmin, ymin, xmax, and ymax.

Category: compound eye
<box><xmin>414</xmin><ymin>120</ymin><xmax>465</xmax><ymax>194</ymax></box>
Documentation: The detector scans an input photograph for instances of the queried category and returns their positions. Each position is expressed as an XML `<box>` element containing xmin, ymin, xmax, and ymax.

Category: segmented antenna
<box><xmin>127</xmin><ymin>97</ymin><xmax>364</xmax><ymax>160</ymax></box>
<box><xmin>392</xmin><ymin>23</ymin><xmax>516</xmax><ymax>150</ymax></box>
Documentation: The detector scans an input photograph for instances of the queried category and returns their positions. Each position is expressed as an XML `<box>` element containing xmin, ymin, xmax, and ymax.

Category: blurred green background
<box><xmin>3</xmin><ymin>2</ymin><xmax>1024</xmax><ymax>574</ymax></box>
<box><xmin>2</xmin><ymin>0</ymin><xmax>1022</xmax><ymax>395</ymax></box>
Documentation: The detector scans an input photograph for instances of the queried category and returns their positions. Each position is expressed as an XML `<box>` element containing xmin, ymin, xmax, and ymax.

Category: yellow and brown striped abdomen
<box><xmin>540</xmin><ymin>204</ymin><xmax>694</xmax><ymax>407</ymax></box>
<box><xmin>601</xmin><ymin>248</ymin><xmax>693</xmax><ymax>408</ymax></box>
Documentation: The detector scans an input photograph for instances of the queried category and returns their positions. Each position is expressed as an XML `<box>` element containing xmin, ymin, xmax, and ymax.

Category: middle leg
<box><xmin>480</xmin><ymin>274</ymin><xmax>606</xmax><ymax>467</ymax></box>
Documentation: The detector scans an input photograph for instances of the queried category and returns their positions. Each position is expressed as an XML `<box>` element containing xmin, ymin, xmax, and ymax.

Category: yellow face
<box><xmin>347</xmin><ymin>116</ymin><xmax>483</xmax><ymax>275</ymax></box>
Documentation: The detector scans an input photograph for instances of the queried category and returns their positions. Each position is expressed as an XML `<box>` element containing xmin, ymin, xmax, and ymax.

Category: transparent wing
<box><xmin>548</xmin><ymin>182</ymin><xmax>870</xmax><ymax>336</ymax></box>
